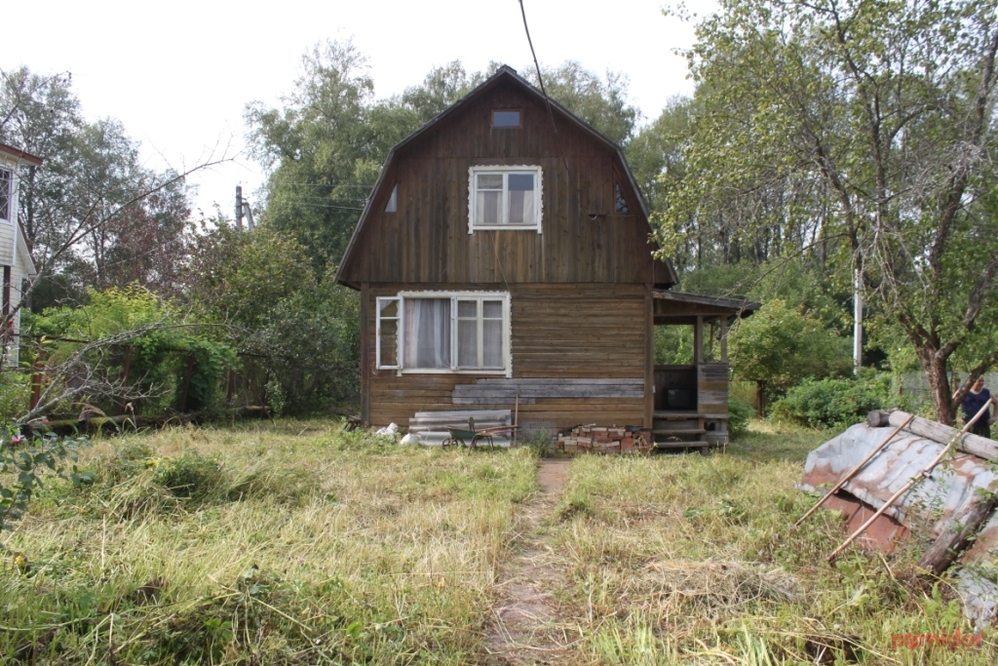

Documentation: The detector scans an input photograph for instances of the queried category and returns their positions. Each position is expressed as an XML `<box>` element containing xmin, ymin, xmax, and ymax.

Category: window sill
<box><xmin>469</xmin><ymin>225</ymin><xmax>541</xmax><ymax>233</ymax></box>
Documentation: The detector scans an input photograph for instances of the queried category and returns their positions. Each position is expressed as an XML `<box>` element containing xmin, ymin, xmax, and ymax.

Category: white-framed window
<box><xmin>376</xmin><ymin>291</ymin><xmax>511</xmax><ymax>375</ymax></box>
<box><xmin>0</xmin><ymin>168</ymin><xmax>12</xmax><ymax>223</ymax></box>
<box><xmin>468</xmin><ymin>166</ymin><xmax>542</xmax><ymax>233</ymax></box>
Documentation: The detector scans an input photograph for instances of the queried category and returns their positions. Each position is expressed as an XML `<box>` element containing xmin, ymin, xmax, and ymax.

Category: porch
<box><xmin>651</xmin><ymin>290</ymin><xmax>758</xmax><ymax>450</ymax></box>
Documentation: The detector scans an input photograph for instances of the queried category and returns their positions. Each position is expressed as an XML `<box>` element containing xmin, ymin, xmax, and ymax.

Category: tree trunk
<box><xmin>914</xmin><ymin>345</ymin><xmax>955</xmax><ymax>425</ymax></box>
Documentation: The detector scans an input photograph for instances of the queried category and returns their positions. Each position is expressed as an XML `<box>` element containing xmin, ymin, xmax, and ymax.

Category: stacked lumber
<box><xmin>408</xmin><ymin>409</ymin><xmax>513</xmax><ymax>445</ymax></box>
<box><xmin>558</xmin><ymin>425</ymin><xmax>651</xmax><ymax>455</ymax></box>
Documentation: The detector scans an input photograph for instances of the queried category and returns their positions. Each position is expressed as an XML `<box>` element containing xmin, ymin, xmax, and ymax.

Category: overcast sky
<box><xmin>3</xmin><ymin>0</ymin><xmax>709</xmax><ymax>216</ymax></box>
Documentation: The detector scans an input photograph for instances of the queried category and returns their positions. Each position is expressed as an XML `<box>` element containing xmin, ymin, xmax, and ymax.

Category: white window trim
<box><xmin>376</xmin><ymin>290</ymin><xmax>512</xmax><ymax>377</ymax></box>
<box><xmin>468</xmin><ymin>165</ymin><xmax>543</xmax><ymax>234</ymax></box>
<box><xmin>375</xmin><ymin>296</ymin><xmax>401</xmax><ymax>370</ymax></box>
<box><xmin>0</xmin><ymin>167</ymin><xmax>14</xmax><ymax>225</ymax></box>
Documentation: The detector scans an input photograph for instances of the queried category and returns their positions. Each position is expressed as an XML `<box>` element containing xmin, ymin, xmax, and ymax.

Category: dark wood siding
<box><xmin>340</xmin><ymin>79</ymin><xmax>663</xmax><ymax>287</ymax></box>
<box><xmin>365</xmin><ymin>283</ymin><xmax>647</xmax><ymax>430</ymax></box>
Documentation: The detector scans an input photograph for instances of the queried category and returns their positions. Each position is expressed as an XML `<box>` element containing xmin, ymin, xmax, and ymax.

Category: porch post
<box><xmin>695</xmin><ymin>316</ymin><xmax>704</xmax><ymax>364</ymax></box>
<box><xmin>720</xmin><ymin>317</ymin><xmax>729</xmax><ymax>362</ymax></box>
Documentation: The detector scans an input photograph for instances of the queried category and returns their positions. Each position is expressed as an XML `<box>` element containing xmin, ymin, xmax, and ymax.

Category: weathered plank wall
<box><xmin>340</xmin><ymin>78</ymin><xmax>667</xmax><ymax>287</ymax></box>
<box><xmin>365</xmin><ymin>283</ymin><xmax>647</xmax><ymax>429</ymax></box>
<box><xmin>698</xmin><ymin>363</ymin><xmax>730</xmax><ymax>416</ymax></box>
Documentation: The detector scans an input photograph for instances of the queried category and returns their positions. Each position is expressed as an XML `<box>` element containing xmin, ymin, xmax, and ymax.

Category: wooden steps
<box><xmin>651</xmin><ymin>410</ymin><xmax>727</xmax><ymax>451</ymax></box>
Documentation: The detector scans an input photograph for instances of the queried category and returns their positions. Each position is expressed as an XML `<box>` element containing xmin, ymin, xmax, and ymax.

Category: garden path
<box><xmin>485</xmin><ymin>458</ymin><xmax>576</xmax><ymax>665</ymax></box>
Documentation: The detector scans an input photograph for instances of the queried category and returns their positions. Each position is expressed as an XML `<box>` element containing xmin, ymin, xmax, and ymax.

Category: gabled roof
<box><xmin>335</xmin><ymin>65</ymin><xmax>676</xmax><ymax>287</ymax></box>
<box><xmin>0</xmin><ymin>143</ymin><xmax>43</xmax><ymax>166</ymax></box>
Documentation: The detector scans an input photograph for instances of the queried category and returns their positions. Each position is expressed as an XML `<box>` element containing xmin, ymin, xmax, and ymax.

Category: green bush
<box><xmin>772</xmin><ymin>374</ymin><xmax>890</xmax><ymax>429</ymax></box>
<box><xmin>0</xmin><ymin>373</ymin><xmax>30</xmax><ymax>423</ymax></box>
<box><xmin>727</xmin><ymin>396</ymin><xmax>755</xmax><ymax>439</ymax></box>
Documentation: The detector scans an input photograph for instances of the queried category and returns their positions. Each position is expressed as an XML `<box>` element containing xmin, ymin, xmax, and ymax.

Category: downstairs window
<box><xmin>376</xmin><ymin>292</ymin><xmax>511</xmax><ymax>374</ymax></box>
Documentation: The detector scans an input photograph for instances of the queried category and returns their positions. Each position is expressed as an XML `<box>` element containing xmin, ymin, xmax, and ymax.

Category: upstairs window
<box><xmin>469</xmin><ymin>166</ymin><xmax>542</xmax><ymax>232</ymax></box>
<box><xmin>376</xmin><ymin>292</ymin><xmax>511</xmax><ymax>374</ymax></box>
<box><xmin>0</xmin><ymin>168</ymin><xmax>12</xmax><ymax>223</ymax></box>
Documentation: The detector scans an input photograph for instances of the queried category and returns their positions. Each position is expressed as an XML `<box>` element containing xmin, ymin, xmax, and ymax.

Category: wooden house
<box><xmin>0</xmin><ymin>143</ymin><xmax>41</xmax><ymax>367</ymax></box>
<box><xmin>335</xmin><ymin>66</ymin><xmax>756</xmax><ymax>448</ymax></box>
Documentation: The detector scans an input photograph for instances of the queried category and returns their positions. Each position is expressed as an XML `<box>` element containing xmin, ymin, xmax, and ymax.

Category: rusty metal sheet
<box><xmin>800</xmin><ymin>424</ymin><xmax>998</xmax><ymax>533</ymax></box>
<box><xmin>800</xmin><ymin>423</ymin><xmax>998</xmax><ymax>624</ymax></box>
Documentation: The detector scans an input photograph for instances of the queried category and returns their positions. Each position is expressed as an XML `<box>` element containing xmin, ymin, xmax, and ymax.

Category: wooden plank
<box><xmin>887</xmin><ymin>410</ymin><xmax>998</xmax><ymax>462</ymax></box>
<box><xmin>698</xmin><ymin>363</ymin><xmax>730</xmax><ymax>382</ymax></box>
<box><xmin>918</xmin><ymin>492</ymin><xmax>998</xmax><ymax>576</ymax></box>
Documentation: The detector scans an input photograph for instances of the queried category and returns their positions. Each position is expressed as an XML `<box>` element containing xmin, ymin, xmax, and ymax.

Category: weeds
<box><xmin>3</xmin><ymin>419</ymin><xmax>997</xmax><ymax>664</ymax></box>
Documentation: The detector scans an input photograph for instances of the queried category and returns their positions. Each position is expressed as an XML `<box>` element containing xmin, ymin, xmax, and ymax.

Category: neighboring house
<box><xmin>335</xmin><ymin>66</ymin><xmax>756</xmax><ymax>447</ymax></box>
<box><xmin>0</xmin><ymin>143</ymin><xmax>42</xmax><ymax>366</ymax></box>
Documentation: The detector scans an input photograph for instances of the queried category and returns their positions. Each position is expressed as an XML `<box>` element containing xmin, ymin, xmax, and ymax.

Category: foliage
<box><xmin>625</xmin><ymin>96</ymin><xmax>693</xmax><ymax>214</ymax></box>
<box><xmin>0</xmin><ymin>66</ymin><xmax>195</xmax><ymax>303</ymax></box>
<box><xmin>253</xmin><ymin>275</ymin><xmax>360</xmax><ymax>414</ymax></box>
<box><xmin>185</xmin><ymin>227</ymin><xmax>360</xmax><ymax>415</ymax></box>
<box><xmin>0</xmin><ymin>373</ymin><xmax>31</xmax><ymax>423</ymax></box>
<box><xmin>244</xmin><ymin>41</ymin><xmax>387</xmax><ymax>272</ymax></box>
<box><xmin>653</xmin><ymin>325</ymin><xmax>694</xmax><ymax>365</ymax></box>
<box><xmin>662</xmin><ymin>0</ymin><xmax>998</xmax><ymax>424</ymax></box>
<box><xmin>727</xmin><ymin>395</ymin><xmax>754</xmax><ymax>439</ymax></box>
<box><xmin>729</xmin><ymin>299</ymin><xmax>851</xmax><ymax>400</ymax></box>
<box><xmin>28</xmin><ymin>286</ymin><xmax>234</xmax><ymax>418</ymax></box>
<box><xmin>0</xmin><ymin>427</ymin><xmax>90</xmax><ymax>533</ymax></box>
<box><xmin>526</xmin><ymin>61</ymin><xmax>640</xmax><ymax>146</ymax></box>
<box><xmin>773</xmin><ymin>374</ymin><xmax>892</xmax><ymax>429</ymax></box>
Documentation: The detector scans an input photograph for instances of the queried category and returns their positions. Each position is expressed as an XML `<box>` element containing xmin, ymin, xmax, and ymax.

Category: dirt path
<box><xmin>486</xmin><ymin>458</ymin><xmax>575</xmax><ymax>665</ymax></box>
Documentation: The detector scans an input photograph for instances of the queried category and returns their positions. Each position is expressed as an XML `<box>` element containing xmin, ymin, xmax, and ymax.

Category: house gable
<box><xmin>335</xmin><ymin>66</ymin><xmax>676</xmax><ymax>289</ymax></box>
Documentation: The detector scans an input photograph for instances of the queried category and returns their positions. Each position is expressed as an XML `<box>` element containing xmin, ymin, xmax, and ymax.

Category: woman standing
<box><xmin>962</xmin><ymin>376</ymin><xmax>998</xmax><ymax>439</ymax></box>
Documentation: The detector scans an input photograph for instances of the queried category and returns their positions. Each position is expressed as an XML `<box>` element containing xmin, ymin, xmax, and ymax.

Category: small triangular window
<box><xmin>385</xmin><ymin>184</ymin><xmax>398</xmax><ymax>213</ymax></box>
<box><xmin>615</xmin><ymin>183</ymin><xmax>630</xmax><ymax>213</ymax></box>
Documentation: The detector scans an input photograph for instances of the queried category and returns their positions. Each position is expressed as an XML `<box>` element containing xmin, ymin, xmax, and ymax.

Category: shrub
<box><xmin>727</xmin><ymin>396</ymin><xmax>754</xmax><ymax>439</ymax></box>
<box><xmin>1</xmin><ymin>428</ymin><xmax>91</xmax><ymax>532</ymax></box>
<box><xmin>772</xmin><ymin>374</ymin><xmax>891</xmax><ymax>429</ymax></box>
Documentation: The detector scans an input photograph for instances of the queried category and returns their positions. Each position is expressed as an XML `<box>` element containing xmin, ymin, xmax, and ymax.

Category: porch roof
<box><xmin>653</xmin><ymin>290</ymin><xmax>759</xmax><ymax>323</ymax></box>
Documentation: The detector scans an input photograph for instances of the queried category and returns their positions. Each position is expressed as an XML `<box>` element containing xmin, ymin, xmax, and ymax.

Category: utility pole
<box><xmin>235</xmin><ymin>185</ymin><xmax>244</xmax><ymax>230</ymax></box>
<box><xmin>853</xmin><ymin>267</ymin><xmax>863</xmax><ymax>376</ymax></box>
<box><xmin>234</xmin><ymin>185</ymin><xmax>255</xmax><ymax>231</ymax></box>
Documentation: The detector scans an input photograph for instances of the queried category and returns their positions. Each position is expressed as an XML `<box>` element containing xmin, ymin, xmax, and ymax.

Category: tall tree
<box><xmin>0</xmin><ymin>66</ymin><xmax>195</xmax><ymax>303</ymax></box>
<box><xmin>528</xmin><ymin>61</ymin><xmax>640</xmax><ymax>146</ymax></box>
<box><xmin>245</xmin><ymin>41</ymin><xmax>381</xmax><ymax>273</ymax></box>
<box><xmin>665</xmin><ymin>0</ymin><xmax>998</xmax><ymax>424</ymax></box>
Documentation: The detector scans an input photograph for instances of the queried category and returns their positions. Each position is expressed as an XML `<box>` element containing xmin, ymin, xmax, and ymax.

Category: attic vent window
<box><xmin>615</xmin><ymin>183</ymin><xmax>630</xmax><ymax>214</ymax></box>
<box><xmin>469</xmin><ymin>166</ymin><xmax>543</xmax><ymax>233</ymax></box>
<box><xmin>492</xmin><ymin>110</ymin><xmax>521</xmax><ymax>128</ymax></box>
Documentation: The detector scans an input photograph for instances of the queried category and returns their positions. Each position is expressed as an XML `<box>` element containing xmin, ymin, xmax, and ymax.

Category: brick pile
<box><xmin>557</xmin><ymin>425</ymin><xmax>652</xmax><ymax>454</ymax></box>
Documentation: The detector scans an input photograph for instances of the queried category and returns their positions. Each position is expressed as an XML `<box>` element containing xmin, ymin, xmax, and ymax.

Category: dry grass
<box><xmin>1</xmin><ymin>420</ymin><xmax>537</xmax><ymax>664</ymax></box>
<box><xmin>3</xmin><ymin>418</ymin><xmax>996</xmax><ymax>664</ymax></box>
<box><xmin>540</xmin><ymin>422</ymin><xmax>998</xmax><ymax>664</ymax></box>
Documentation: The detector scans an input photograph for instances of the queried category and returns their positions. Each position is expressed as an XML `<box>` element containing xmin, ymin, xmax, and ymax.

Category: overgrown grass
<box><xmin>545</xmin><ymin>420</ymin><xmax>998</xmax><ymax>664</ymax></box>
<box><xmin>1</xmin><ymin>420</ymin><xmax>537</xmax><ymax>664</ymax></box>
<box><xmin>3</xmin><ymin>418</ymin><xmax>995</xmax><ymax>664</ymax></box>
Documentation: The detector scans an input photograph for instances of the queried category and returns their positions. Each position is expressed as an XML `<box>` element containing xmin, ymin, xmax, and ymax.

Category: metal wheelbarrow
<box><xmin>441</xmin><ymin>418</ymin><xmax>518</xmax><ymax>449</ymax></box>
